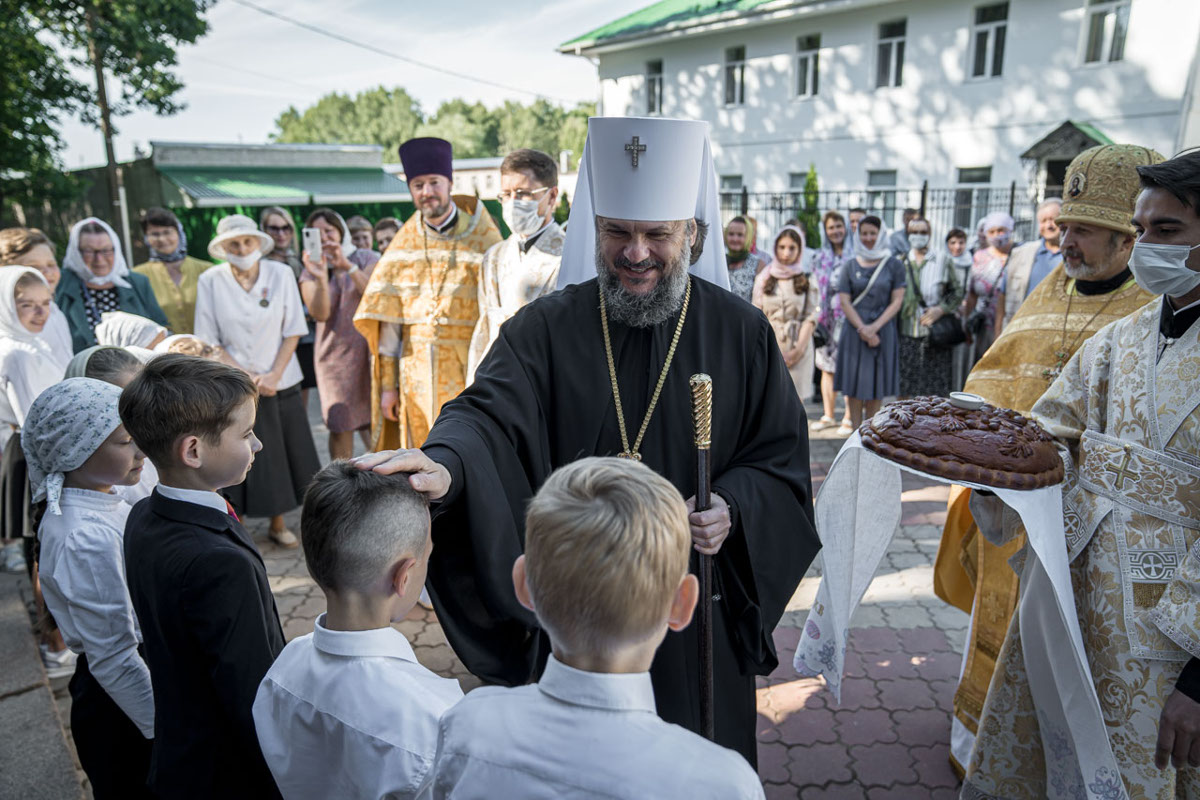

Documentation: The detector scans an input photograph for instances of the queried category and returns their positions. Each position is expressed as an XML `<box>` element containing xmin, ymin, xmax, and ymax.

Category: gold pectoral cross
<box><xmin>1105</xmin><ymin>447</ymin><xmax>1140</xmax><ymax>490</ymax></box>
<box><xmin>617</xmin><ymin>451</ymin><xmax>642</xmax><ymax>462</ymax></box>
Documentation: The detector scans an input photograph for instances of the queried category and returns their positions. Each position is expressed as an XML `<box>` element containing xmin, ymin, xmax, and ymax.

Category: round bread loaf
<box><xmin>860</xmin><ymin>396</ymin><xmax>1064</xmax><ymax>489</ymax></box>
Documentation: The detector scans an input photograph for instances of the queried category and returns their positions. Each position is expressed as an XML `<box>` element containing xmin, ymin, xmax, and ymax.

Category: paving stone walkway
<box><xmin>46</xmin><ymin>398</ymin><xmax>968</xmax><ymax>798</ymax></box>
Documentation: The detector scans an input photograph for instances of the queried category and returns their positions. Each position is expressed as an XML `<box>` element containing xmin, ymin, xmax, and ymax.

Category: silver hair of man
<box><xmin>593</xmin><ymin>219</ymin><xmax>707</xmax><ymax>328</ymax></box>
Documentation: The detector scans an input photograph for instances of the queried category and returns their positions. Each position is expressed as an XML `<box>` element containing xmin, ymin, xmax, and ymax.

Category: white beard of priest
<box><xmin>352</xmin><ymin>116</ymin><xmax>819</xmax><ymax>765</ymax></box>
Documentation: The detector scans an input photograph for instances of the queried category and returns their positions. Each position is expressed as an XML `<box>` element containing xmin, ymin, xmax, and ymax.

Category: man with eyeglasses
<box><xmin>354</xmin><ymin>137</ymin><xmax>502</xmax><ymax>450</ymax></box>
<box><xmin>465</xmin><ymin>149</ymin><xmax>564</xmax><ymax>384</ymax></box>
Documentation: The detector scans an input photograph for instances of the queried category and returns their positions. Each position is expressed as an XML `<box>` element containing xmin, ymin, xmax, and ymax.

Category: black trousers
<box><xmin>69</xmin><ymin>653</ymin><xmax>155</xmax><ymax>799</ymax></box>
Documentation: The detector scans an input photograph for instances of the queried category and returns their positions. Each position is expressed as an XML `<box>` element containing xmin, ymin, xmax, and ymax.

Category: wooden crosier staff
<box><xmin>690</xmin><ymin>373</ymin><xmax>715</xmax><ymax>741</ymax></box>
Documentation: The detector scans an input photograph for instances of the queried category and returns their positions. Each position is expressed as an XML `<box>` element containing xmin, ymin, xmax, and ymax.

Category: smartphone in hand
<box><xmin>302</xmin><ymin>227</ymin><xmax>323</xmax><ymax>267</ymax></box>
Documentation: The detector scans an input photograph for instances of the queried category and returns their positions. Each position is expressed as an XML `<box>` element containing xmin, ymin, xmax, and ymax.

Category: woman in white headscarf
<box><xmin>22</xmin><ymin>377</ymin><xmax>154</xmax><ymax>797</ymax></box>
<box><xmin>56</xmin><ymin>217</ymin><xmax>168</xmax><ymax>353</ymax></box>
<box><xmin>195</xmin><ymin>213</ymin><xmax>319</xmax><ymax>548</ymax></box>
<box><xmin>753</xmin><ymin>225</ymin><xmax>819</xmax><ymax>402</ymax></box>
<box><xmin>298</xmin><ymin>208</ymin><xmax>379</xmax><ymax>460</ymax></box>
<box><xmin>962</xmin><ymin>211</ymin><xmax>1015</xmax><ymax>366</ymax></box>
<box><xmin>94</xmin><ymin>311</ymin><xmax>168</xmax><ymax>350</ymax></box>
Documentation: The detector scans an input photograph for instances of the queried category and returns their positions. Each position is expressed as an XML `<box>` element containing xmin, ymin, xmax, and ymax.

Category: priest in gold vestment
<box><xmin>964</xmin><ymin>149</ymin><xmax>1200</xmax><ymax>799</ymax></box>
<box><xmin>354</xmin><ymin>137</ymin><xmax>503</xmax><ymax>450</ymax></box>
<box><xmin>934</xmin><ymin>144</ymin><xmax>1161</xmax><ymax>773</ymax></box>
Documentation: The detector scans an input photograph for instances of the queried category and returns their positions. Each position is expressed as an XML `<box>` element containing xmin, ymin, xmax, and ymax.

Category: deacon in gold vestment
<box><xmin>934</xmin><ymin>144</ymin><xmax>1162</xmax><ymax>774</ymax></box>
<box><xmin>353</xmin><ymin>137</ymin><xmax>503</xmax><ymax>450</ymax></box>
<box><xmin>964</xmin><ymin>150</ymin><xmax>1200</xmax><ymax>796</ymax></box>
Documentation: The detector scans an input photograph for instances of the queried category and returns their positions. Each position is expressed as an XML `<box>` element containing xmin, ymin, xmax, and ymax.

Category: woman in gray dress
<box><xmin>834</xmin><ymin>215</ymin><xmax>906</xmax><ymax>429</ymax></box>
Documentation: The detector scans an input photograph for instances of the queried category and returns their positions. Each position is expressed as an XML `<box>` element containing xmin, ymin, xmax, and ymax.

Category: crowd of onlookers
<box><xmin>729</xmin><ymin>197</ymin><xmax>1064</xmax><ymax>431</ymax></box>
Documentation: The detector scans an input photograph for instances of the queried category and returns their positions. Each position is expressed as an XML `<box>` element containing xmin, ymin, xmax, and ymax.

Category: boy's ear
<box><xmin>177</xmin><ymin>434</ymin><xmax>203</xmax><ymax>469</ymax></box>
<box><xmin>390</xmin><ymin>556</ymin><xmax>417</xmax><ymax>598</ymax></box>
<box><xmin>667</xmin><ymin>573</ymin><xmax>699</xmax><ymax>632</ymax></box>
<box><xmin>512</xmin><ymin>555</ymin><xmax>535</xmax><ymax>613</ymax></box>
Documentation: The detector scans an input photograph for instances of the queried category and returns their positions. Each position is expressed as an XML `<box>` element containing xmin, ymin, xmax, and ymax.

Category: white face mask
<box><xmin>227</xmin><ymin>250</ymin><xmax>261</xmax><ymax>272</ymax></box>
<box><xmin>1129</xmin><ymin>241</ymin><xmax>1200</xmax><ymax>297</ymax></box>
<box><xmin>951</xmin><ymin>252</ymin><xmax>974</xmax><ymax>268</ymax></box>
<box><xmin>908</xmin><ymin>234</ymin><xmax>930</xmax><ymax>250</ymax></box>
<box><xmin>502</xmin><ymin>198</ymin><xmax>546</xmax><ymax>238</ymax></box>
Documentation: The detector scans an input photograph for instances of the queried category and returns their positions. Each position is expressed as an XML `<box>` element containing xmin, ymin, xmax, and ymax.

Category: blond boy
<box><xmin>253</xmin><ymin>461</ymin><xmax>463</xmax><ymax>800</ymax></box>
<box><xmin>429</xmin><ymin>457</ymin><xmax>764</xmax><ymax>799</ymax></box>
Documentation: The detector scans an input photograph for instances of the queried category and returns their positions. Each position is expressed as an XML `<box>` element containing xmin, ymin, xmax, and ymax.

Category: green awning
<box><xmin>160</xmin><ymin>166</ymin><xmax>410</xmax><ymax>208</ymax></box>
<box><xmin>560</xmin><ymin>0</ymin><xmax>774</xmax><ymax>51</ymax></box>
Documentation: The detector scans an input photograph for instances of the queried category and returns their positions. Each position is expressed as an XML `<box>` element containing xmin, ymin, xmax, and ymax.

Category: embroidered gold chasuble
<box><xmin>353</xmin><ymin>196</ymin><xmax>503</xmax><ymax>450</ymax></box>
<box><xmin>963</xmin><ymin>299</ymin><xmax>1200</xmax><ymax>799</ymax></box>
<box><xmin>933</xmin><ymin>266</ymin><xmax>1154</xmax><ymax>766</ymax></box>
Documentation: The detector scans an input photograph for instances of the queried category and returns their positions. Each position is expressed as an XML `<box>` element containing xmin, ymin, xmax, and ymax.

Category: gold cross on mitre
<box><xmin>1105</xmin><ymin>446</ymin><xmax>1140</xmax><ymax>490</ymax></box>
<box><xmin>625</xmin><ymin>136</ymin><xmax>646</xmax><ymax>168</ymax></box>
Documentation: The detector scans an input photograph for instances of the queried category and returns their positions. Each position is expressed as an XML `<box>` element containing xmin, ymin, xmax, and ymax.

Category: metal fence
<box><xmin>720</xmin><ymin>182</ymin><xmax>1037</xmax><ymax>250</ymax></box>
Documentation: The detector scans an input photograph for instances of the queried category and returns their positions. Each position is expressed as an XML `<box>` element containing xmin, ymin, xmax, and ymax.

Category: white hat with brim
<box><xmin>207</xmin><ymin>214</ymin><xmax>275</xmax><ymax>261</ymax></box>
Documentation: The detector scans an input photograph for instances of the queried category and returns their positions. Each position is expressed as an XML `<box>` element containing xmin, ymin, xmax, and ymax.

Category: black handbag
<box><xmin>812</xmin><ymin>322</ymin><xmax>831</xmax><ymax>349</ymax></box>
<box><xmin>907</xmin><ymin>258</ymin><xmax>965</xmax><ymax>350</ymax></box>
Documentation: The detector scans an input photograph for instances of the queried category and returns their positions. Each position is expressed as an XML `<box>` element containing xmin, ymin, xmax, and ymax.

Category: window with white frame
<box><xmin>646</xmin><ymin>60</ymin><xmax>663</xmax><ymax>115</ymax></box>
<box><xmin>724</xmin><ymin>46</ymin><xmax>746</xmax><ymax>106</ymax></box>
<box><xmin>1082</xmin><ymin>0</ymin><xmax>1131</xmax><ymax>63</ymax></box>
<box><xmin>955</xmin><ymin>166</ymin><xmax>993</xmax><ymax>230</ymax></box>
<box><xmin>796</xmin><ymin>34</ymin><xmax>820</xmax><ymax>98</ymax></box>
<box><xmin>971</xmin><ymin>3</ymin><xmax>1008</xmax><ymax>78</ymax></box>
<box><xmin>876</xmin><ymin>19</ymin><xmax>906</xmax><ymax>88</ymax></box>
<box><xmin>867</xmin><ymin>169</ymin><xmax>898</xmax><ymax>225</ymax></box>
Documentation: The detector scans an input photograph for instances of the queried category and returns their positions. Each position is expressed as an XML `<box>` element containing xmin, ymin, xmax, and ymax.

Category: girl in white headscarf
<box><xmin>57</xmin><ymin>217</ymin><xmax>168</xmax><ymax>353</ymax></box>
<box><xmin>21</xmin><ymin>377</ymin><xmax>154</xmax><ymax>796</ymax></box>
<box><xmin>0</xmin><ymin>267</ymin><xmax>72</xmax><ymax>455</ymax></box>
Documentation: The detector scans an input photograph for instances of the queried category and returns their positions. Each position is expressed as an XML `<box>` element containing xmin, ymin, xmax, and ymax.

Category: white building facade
<box><xmin>562</xmin><ymin>0</ymin><xmax>1200</xmax><ymax>233</ymax></box>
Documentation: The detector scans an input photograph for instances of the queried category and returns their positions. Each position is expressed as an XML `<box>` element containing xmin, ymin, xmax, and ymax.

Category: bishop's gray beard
<box><xmin>595</xmin><ymin>248</ymin><xmax>689</xmax><ymax>328</ymax></box>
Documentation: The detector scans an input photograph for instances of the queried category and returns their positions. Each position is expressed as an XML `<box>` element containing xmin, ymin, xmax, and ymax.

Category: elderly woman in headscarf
<box><xmin>94</xmin><ymin>311</ymin><xmax>168</xmax><ymax>350</ymax></box>
<box><xmin>56</xmin><ymin>217</ymin><xmax>167</xmax><ymax>353</ymax></box>
<box><xmin>132</xmin><ymin>207</ymin><xmax>212</xmax><ymax>336</ymax></box>
<box><xmin>753</xmin><ymin>225</ymin><xmax>819</xmax><ymax>402</ymax></box>
<box><xmin>724</xmin><ymin>215</ymin><xmax>765</xmax><ymax>302</ymax></box>
<box><xmin>22</xmin><ymin>377</ymin><xmax>154</xmax><ymax>797</ymax></box>
<box><xmin>962</xmin><ymin>211</ymin><xmax>1015</xmax><ymax>365</ymax></box>
<box><xmin>298</xmin><ymin>207</ymin><xmax>380</xmax><ymax>460</ymax></box>
<box><xmin>195</xmin><ymin>213</ymin><xmax>319</xmax><ymax>548</ymax></box>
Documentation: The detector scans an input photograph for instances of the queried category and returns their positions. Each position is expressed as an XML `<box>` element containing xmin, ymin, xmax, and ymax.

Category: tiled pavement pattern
<box><xmin>46</xmin><ymin>398</ymin><xmax>968</xmax><ymax>797</ymax></box>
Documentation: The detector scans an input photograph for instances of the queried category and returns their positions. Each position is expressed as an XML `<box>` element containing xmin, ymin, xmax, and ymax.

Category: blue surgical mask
<box><xmin>987</xmin><ymin>232</ymin><xmax>1012</xmax><ymax>249</ymax></box>
<box><xmin>1129</xmin><ymin>241</ymin><xmax>1200</xmax><ymax>297</ymax></box>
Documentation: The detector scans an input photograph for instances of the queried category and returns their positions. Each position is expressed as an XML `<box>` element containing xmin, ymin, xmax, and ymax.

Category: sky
<box><xmin>56</xmin><ymin>0</ymin><xmax>650</xmax><ymax>169</ymax></box>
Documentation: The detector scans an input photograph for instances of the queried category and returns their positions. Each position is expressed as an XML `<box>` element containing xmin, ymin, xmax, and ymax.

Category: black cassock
<box><xmin>421</xmin><ymin>276</ymin><xmax>820</xmax><ymax>763</ymax></box>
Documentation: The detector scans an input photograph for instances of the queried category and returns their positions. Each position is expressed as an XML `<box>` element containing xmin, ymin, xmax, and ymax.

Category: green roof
<box><xmin>159</xmin><ymin>166</ymin><xmax>410</xmax><ymax>208</ymax></box>
<box><xmin>560</xmin><ymin>0</ymin><xmax>775</xmax><ymax>50</ymax></box>
<box><xmin>1072</xmin><ymin>121</ymin><xmax>1114</xmax><ymax>146</ymax></box>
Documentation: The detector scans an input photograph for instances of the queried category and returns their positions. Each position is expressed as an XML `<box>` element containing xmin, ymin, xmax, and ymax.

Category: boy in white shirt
<box><xmin>429</xmin><ymin>456</ymin><xmax>765</xmax><ymax>799</ymax></box>
<box><xmin>253</xmin><ymin>460</ymin><xmax>463</xmax><ymax>800</ymax></box>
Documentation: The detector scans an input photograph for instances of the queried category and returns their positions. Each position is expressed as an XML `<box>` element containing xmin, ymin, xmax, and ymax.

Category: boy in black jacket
<box><xmin>120</xmin><ymin>354</ymin><xmax>283</xmax><ymax>800</ymax></box>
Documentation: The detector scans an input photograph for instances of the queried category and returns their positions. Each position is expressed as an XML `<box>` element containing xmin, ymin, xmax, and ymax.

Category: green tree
<box><xmin>35</xmin><ymin>0</ymin><xmax>215</xmax><ymax>211</ymax></box>
<box><xmin>798</xmin><ymin>163</ymin><xmax>822</xmax><ymax>249</ymax></box>
<box><xmin>497</xmin><ymin>99</ymin><xmax>564</xmax><ymax>157</ymax></box>
<box><xmin>0</xmin><ymin>1</ymin><xmax>87</xmax><ymax>218</ymax></box>
<box><xmin>275</xmin><ymin>87</ymin><xmax>424</xmax><ymax>159</ymax></box>
<box><xmin>417</xmin><ymin>99</ymin><xmax>498</xmax><ymax>159</ymax></box>
<box><xmin>556</xmin><ymin>103</ymin><xmax>593</xmax><ymax>171</ymax></box>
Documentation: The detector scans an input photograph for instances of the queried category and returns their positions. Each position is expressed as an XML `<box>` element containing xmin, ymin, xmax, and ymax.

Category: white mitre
<box><xmin>557</xmin><ymin>116</ymin><xmax>730</xmax><ymax>290</ymax></box>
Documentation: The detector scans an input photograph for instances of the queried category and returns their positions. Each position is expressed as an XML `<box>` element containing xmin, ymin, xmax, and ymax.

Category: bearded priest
<box><xmin>352</xmin><ymin>116</ymin><xmax>819</xmax><ymax>765</ymax></box>
<box><xmin>933</xmin><ymin>144</ymin><xmax>1162</xmax><ymax>774</ymax></box>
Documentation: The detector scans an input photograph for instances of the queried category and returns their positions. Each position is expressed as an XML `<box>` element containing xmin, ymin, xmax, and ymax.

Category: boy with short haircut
<box><xmin>373</xmin><ymin>216</ymin><xmax>400</xmax><ymax>252</ymax></box>
<box><xmin>253</xmin><ymin>460</ymin><xmax>462</xmax><ymax>800</ymax></box>
<box><xmin>429</xmin><ymin>457</ymin><xmax>764</xmax><ymax>799</ymax></box>
<box><xmin>119</xmin><ymin>354</ymin><xmax>284</xmax><ymax>800</ymax></box>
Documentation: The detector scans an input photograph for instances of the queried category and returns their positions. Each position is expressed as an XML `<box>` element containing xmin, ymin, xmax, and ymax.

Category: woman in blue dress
<box><xmin>834</xmin><ymin>215</ymin><xmax>906</xmax><ymax>429</ymax></box>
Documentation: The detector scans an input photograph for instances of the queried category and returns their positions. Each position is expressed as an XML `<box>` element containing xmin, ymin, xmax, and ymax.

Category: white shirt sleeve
<box><xmin>379</xmin><ymin>323</ymin><xmax>402</xmax><ymax>358</ymax></box>
<box><xmin>193</xmin><ymin>273</ymin><xmax>220</xmax><ymax>346</ymax></box>
<box><xmin>58</xmin><ymin>524</ymin><xmax>155</xmax><ymax>737</ymax></box>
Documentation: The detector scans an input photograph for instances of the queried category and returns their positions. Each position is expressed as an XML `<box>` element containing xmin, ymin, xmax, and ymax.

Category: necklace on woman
<box><xmin>1042</xmin><ymin>282</ymin><xmax>1118</xmax><ymax>381</ymax></box>
<box><xmin>598</xmin><ymin>277</ymin><xmax>692</xmax><ymax>461</ymax></box>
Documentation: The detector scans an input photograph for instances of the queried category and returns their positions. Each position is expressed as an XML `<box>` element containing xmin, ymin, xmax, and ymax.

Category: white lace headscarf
<box><xmin>21</xmin><ymin>377</ymin><xmax>124</xmax><ymax>515</ymax></box>
<box><xmin>94</xmin><ymin>311</ymin><xmax>167</xmax><ymax>348</ymax></box>
<box><xmin>62</xmin><ymin>217</ymin><xmax>131</xmax><ymax>289</ymax></box>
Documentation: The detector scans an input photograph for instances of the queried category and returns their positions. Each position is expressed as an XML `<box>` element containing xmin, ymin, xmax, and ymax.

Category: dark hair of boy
<box><xmin>140</xmin><ymin>207</ymin><xmax>180</xmax><ymax>233</ymax></box>
<box><xmin>85</xmin><ymin>347</ymin><xmax>142</xmax><ymax>385</ymax></box>
<box><xmin>1137</xmin><ymin>149</ymin><xmax>1200</xmax><ymax>212</ymax></box>
<box><xmin>501</xmin><ymin>149</ymin><xmax>558</xmax><ymax>188</ymax></box>
<box><xmin>849</xmin><ymin>207</ymin><xmax>867</xmax><ymax>215</ymax></box>
<box><xmin>119</xmin><ymin>353</ymin><xmax>257</xmax><ymax>466</ymax></box>
<box><xmin>946</xmin><ymin>227</ymin><xmax>968</xmax><ymax>243</ymax></box>
<box><xmin>860</xmin><ymin>215</ymin><xmax>884</xmax><ymax>230</ymax></box>
<box><xmin>300</xmin><ymin>460</ymin><xmax>429</xmax><ymax>592</ymax></box>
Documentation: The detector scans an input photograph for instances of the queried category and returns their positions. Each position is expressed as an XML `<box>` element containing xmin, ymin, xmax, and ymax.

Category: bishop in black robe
<box><xmin>413</xmin><ymin>273</ymin><xmax>820</xmax><ymax>764</ymax></box>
